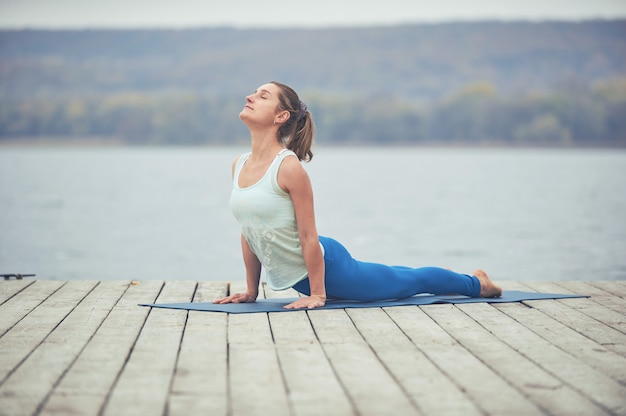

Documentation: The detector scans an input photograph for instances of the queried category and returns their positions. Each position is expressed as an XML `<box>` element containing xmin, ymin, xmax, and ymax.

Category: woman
<box><xmin>214</xmin><ymin>81</ymin><xmax>502</xmax><ymax>310</ymax></box>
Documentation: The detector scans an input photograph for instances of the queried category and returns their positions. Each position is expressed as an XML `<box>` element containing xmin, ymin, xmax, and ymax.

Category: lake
<box><xmin>1</xmin><ymin>146</ymin><xmax>625</xmax><ymax>282</ymax></box>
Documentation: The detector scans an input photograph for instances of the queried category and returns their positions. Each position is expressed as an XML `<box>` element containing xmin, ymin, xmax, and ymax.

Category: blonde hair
<box><xmin>271</xmin><ymin>81</ymin><xmax>315</xmax><ymax>162</ymax></box>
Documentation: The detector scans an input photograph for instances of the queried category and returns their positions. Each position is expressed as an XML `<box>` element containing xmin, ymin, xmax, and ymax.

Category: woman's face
<box><xmin>239</xmin><ymin>83</ymin><xmax>284</xmax><ymax>126</ymax></box>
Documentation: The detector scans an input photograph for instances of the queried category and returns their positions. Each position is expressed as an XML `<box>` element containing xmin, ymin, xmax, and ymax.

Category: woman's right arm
<box><xmin>213</xmin><ymin>234</ymin><xmax>261</xmax><ymax>304</ymax></box>
<box><xmin>214</xmin><ymin>156</ymin><xmax>260</xmax><ymax>304</ymax></box>
<box><xmin>240</xmin><ymin>233</ymin><xmax>262</xmax><ymax>299</ymax></box>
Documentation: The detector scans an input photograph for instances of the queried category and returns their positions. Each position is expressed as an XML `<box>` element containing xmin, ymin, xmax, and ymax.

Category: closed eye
<box><xmin>256</xmin><ymin>88</ymin><xmax>272</xmax><ymax>99</ymax></box>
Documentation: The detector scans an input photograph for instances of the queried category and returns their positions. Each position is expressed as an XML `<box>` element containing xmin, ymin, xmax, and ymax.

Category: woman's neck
<box><xmin>249</xmin><ymin>129</ymin><xmax>284</xmax><ymax>161</ymax></box>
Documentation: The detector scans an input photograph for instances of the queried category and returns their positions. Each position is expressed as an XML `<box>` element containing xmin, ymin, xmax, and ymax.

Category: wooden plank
<box><xmin>494</xmin><ymin>296</ymin><xmax>626</xmax><ymax>384</ymax></box>
<box><xmin>0</xmin><ymin>280</ymin><xmax>33</xmax><ymax>304</ymax></box>
<box><xmin>480</xmin><ymin>302</ymin><xmax>626</xmax><ymax>415</ymax></box>
<box><xmin>167</xmin><ymin>281</ymin><xmax>229</xmax><ymax>416</ymax></box>
<box><xmin>0</xmin><ymin>280</ymin><xmax>65</xmax><ymax>338</ymax></box>
<box><xmin>186</xmin><ymin>280</ymin><xmax>229</xmax><ymax>303</ymax></box>
<box><xmin>0</xmin><ymin>280</ymin><xmax>97</xmax><ymax>384</ymax></box>
<box><xmin>0</xmin><ymin>279</ymin><xmax>620</xmax><ymax>416</ymax></box>
<box><xmin>527</xmin><ymin>282</ymin><xmax>626</xmax><ymax>356</ymax></box>
<box><xmin>264</xmin><ymin>286</ymin><xmax>355</xmax><ymax>415</ymax></box>
<box><xmin>269</xmin><ymin>310</ymin><xmax>354</xmax><ymax>415</ymax></box>
<box><xmin>228</xmin><ymin>341</ymin><xmax>289</xmax><ymax>416</ymax></box>
<box><xmin>347</xmin><ymin>307</ymin><xmax>481</xmax><ymax>416</ymax></box>
<box><xmin>307</xmin><ymin>308</ymin><xmax>419</xmax><ymax>416</ymax></box>
<box><xmin>590</xmin><ymin>280</ymin><xmax>626</xmax><ymax>298</ymax></box>
<box><xmin>430</xmin><ymin>303</ymin><xmax>609</xmax><ymax>415</ymax></box>
<box><xmin>265</xmin><ymin>284</ymin><xmax>353</xmax><ymax>413</ymax></box>
<box><xmin>0</xmin><ymin>281</ymin><xmax>129</xmax><ymax>416</ymax></box>
<box><xmin>521</xmin><ymin>281</ymin><xmax>626</xmax><ymax>354</ymax></box>
<box><xmin>262</xmin><ymin>282</ymin><xmax>300</xmax><ymax>300</ymax></box>
<box><xmin>385</xmin><ymin>305</ymin><xmax>542</xmax><ymax>415</ymax></box>
<box><xmin>228</xmin><ymin>319</ymin><xmax>290</xmax><ymax>416</ymax></box>
<box><xmin>551</xmin><ymin>281</ymin><xmax>626</xmax><ymax>314</ymax></box>
<box><xmin>513</xmin><ymin>280</ymin><xmax>626</xmax><ymax>330</ymax></box>
<box><xmin>39</xmin><ymin>280</ymin><xmax>163</xmax><ymax>416</ymax></box>
<box><xmin>499</xmin><ymin>280</ymin><xmax>534</xmax><ymax>291</ymax></box>
<box><xmin>101</xmin><ymin>280</ymin><xmax>196</xmax><ymax>416</ymax></box>
<box><xmin>228</xmin><ymin>281</ymin><xmax>290</xmax><ymax>416</ymax></box>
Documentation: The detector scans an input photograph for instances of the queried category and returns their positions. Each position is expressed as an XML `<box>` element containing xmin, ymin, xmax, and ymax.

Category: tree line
<box><xmin>1</xmin><ymin>22</ymin><xmax>624</xmax><ymax>146</ymax></box>
<box><xmin>1</xmin><ymin>79</ymin><xmax>624</xmax><ymax>146</ymax></box>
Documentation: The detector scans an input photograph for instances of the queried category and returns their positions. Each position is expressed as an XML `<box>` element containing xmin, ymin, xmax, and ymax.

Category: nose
<box><xmin>246</xmin><ymin>94</ymin><xmax>254</xmax><ymax>103</ymax></box>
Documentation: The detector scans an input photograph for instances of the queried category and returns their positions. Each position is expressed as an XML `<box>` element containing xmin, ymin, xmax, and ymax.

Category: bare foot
<box><xmin>473</xmin><ymin>269</ymin><xmax>502</xmax><ymax>298</ymax></box>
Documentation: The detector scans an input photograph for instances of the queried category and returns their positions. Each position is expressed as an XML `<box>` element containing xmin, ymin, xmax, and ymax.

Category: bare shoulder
<box><xmin>278</xmin><ymin>154</ymin><xmax>311</xmax><ymax>192</ymax></box>
<box><xmin>281</xmin><ymin>154</ymin><xmax>306</xmax><ymax>173</ymax></box>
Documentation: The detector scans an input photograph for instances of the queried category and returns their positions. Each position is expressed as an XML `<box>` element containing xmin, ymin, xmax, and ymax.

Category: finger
<box><xmin>218</xmin><ymin>295</ymin><xmax>240</xmax><ymax>304</ymax></box>
<box><xmin>308</xmin><ymin>303</ymin><xmax>323</xmax><ymax>309</ymax></box>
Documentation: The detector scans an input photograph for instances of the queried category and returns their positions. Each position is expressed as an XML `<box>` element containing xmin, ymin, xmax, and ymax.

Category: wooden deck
<box><xmin>0</xmin><ymin>280</ymin><xmax>625</xmax><ymax>416</ymax></box>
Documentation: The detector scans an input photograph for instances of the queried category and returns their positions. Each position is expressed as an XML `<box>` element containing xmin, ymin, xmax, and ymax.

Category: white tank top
<box><xmin>230</xmin><ymin>149</ymin><xmax>309</xmax><ymax>290</ymax></box>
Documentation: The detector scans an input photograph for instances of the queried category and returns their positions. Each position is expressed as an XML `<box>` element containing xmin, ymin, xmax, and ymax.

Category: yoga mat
<box><xmin>139</xmin><ymin>290</ymin><xmax>588</xmax><ymax>314</ymax></box>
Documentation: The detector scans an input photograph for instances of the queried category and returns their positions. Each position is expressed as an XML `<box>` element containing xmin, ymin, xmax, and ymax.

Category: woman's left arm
<box><xmin>278</xmin><ymin>156</ymin><xmax>326</xmax><ymax>309</ymax></box>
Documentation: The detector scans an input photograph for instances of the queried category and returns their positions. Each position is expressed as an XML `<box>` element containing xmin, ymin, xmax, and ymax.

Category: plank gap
<box><xmin>35</xmin><ymin>281</ymin><xmax>132</xmax><ymax>415</ymax></box>
<box><xmin>99</xmin><ymin>281</ymin><xmax>166</xmax><ymax>415</ymax></box>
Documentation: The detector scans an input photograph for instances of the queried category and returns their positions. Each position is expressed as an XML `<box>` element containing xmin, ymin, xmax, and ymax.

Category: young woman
<box><xmin>214</xmin><ymin>81</ymin><xmax>502</xmax><ymax>310</ymax></box>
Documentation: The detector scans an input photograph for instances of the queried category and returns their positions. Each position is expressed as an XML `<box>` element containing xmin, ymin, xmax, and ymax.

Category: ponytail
<box><xmin>271</xmin><ymin>81</ymin><xmax>315</xmax><ymax>162</ymax></box>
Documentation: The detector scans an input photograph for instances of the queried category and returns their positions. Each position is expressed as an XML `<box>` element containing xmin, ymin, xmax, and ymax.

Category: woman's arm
<box><xmin>278</xmin><ymin>156</ymin><xmax>326</xmax><ymax>309</ymax></box>
<box><xmin>213</xmin><ymin>235</ymin><xmax>261</xmax><ymax>304</ymax></box>
<box><xmin>213</xmin><ymin>156</ymin><xmax>261</xmax><ymax>304</ymax></box>
<box><xmin>240</xmin><ymin>234</ymin><xmax>262</xmax><ymax>298</ymax></box>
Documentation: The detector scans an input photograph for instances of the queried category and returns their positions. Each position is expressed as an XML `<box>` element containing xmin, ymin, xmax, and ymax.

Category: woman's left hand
<box><xmin>284</xmin><ymin>295</ymin><xmax>326</xmax><ymax>310</ymax></box>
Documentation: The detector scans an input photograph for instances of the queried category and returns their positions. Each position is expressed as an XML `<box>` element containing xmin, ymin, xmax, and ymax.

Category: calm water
<box><xmin>1</xmin><ymin>146</ymin><xmax>625</xmax><ymax>282</ymax></box>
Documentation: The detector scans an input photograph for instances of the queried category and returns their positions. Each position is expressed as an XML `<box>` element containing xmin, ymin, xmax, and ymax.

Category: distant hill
<box><xmin>1</xmin><ymin>21</ymin><xmax>625</xmax><ymax>99</ymax></box>
<box><xmin>1</xmin><ymin>21</ymin><xmax>625</xmax><ymax>145</ymax></box>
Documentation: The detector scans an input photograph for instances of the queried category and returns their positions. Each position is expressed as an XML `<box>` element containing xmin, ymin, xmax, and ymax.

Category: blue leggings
<box><xmin>293</xmin><ymin>236</ymin><xmax>481</xmax><ymax>301</ymax></box>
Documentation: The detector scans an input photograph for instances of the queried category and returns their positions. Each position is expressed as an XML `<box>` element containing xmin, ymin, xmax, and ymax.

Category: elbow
<box><xmin>299</xmin><ymin>232</ymin><xmax>319</xmax><ymax>248</ymax></box>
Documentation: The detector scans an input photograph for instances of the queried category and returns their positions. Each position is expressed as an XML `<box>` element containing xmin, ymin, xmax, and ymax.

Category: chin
<box><xmin>239</xmin><ymin>112</ymin><xmax>253</xmax><ymax>127</ymax></box>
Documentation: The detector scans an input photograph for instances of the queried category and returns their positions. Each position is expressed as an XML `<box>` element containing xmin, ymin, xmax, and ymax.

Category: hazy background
<box><xmin>1</xmin><ymin>1</ymin><xmax>625</xmax><ymax>281</ymax></box>
<box><xmin>1</xmin><ymin>2</ymin><xmax>625</xmax><ymax>146</ymax></box>
<box><xmin>1</xmin><ymin>0</ymin><xmax>626</xmax><ymax>28</ymax></box>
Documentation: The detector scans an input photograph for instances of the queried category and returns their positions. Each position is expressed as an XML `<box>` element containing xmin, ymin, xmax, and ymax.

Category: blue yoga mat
<box><xmin>139</xmin><ymin>290</ymin><xmax>588</xmax><ymax>314</ymax></box>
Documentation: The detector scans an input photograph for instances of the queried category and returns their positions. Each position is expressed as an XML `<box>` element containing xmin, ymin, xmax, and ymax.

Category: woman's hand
<box><xmin>213</xmin><ymin>292</ymin><xmax>257</xmax><ymax>304</ymax></box>
<box><xmin>284</xmin><ymin>295</ymin><xmax>326</xmax><ymax>310</ymax></box>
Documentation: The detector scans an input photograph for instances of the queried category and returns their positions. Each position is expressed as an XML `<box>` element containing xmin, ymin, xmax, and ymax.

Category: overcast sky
<box><xmin>0</xmin><ymin>0</ymin><xmax>625</xmax><ymax>29</ymax></box>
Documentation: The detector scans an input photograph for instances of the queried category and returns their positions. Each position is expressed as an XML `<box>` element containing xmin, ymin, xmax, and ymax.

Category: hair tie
<box><xmin>297</xmin><ymin>101</ymin><xmax>308</xmax><ymax>121</ymax></box>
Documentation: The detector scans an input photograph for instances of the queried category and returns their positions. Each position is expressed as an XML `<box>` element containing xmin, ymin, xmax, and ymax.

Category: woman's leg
<box><xmin>293</xmin><ymin>236</ymin><xmax>498</xmax><ymax>301</ymax></box>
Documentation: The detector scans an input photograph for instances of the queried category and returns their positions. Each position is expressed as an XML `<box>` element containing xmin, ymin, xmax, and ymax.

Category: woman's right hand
<box><xmin>213</xmin><ymin>292</ymin><xmax>257</xmax><ymax>304</ymax></box>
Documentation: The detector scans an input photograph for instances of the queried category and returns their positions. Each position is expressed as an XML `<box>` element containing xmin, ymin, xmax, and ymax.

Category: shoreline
<box><xmin>1</xmin><ymin>137</ymin><xmax>625</xmax><ymax>150</ymax></box>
